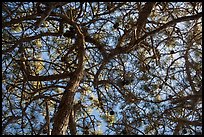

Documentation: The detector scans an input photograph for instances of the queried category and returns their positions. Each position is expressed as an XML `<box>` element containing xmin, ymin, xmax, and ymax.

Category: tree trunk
<box><xmin>69</xmin><ymin>110</ymin><xmax>77</xmax><ymax>135</ymax></box>
<box><xmin>51</xmin><ymin>72</ymin><xmax>83</xmax><ymax>135</ymax></box>
<box><xmin>51</xmin><ymin>23</ymin><xmax>85</xmax><ymax>135</ymax></box>
<box><xmin>51</xmin><ymin>91</ymin><xmax>75</xmax><ymax>135</ymax></box>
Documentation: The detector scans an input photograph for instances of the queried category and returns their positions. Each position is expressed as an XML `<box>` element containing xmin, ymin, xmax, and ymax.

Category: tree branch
<box><xmin>51</xmin><ymin>19</ymin><xmax>86</xmax><ymax>135</ymax></box>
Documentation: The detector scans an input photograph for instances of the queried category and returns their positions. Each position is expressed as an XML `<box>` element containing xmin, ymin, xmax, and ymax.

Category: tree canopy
<box><xmin>2</xmin><ymin>2</ymin><xmax>202</xmax><ymax>135</ymax></box>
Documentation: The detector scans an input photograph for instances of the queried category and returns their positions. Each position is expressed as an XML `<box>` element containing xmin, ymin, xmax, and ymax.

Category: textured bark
<box><xmin>69</xmin><ymin>110</ymin><xmax>77</xmax><ymax>135</ymax></box>
<box><xmin>136</xmin><ymin>2</ymin><xmax>156</xmax><ymax>38</ymax></box>
<box><xmin>51</xmin><ymin>23</ymin><xmax>85</xmax><ymax>135</ymax></box>
<box><xmin>51</xmin><ymin>71</ymin><xmax>83</xmax><ymax>135</ymax></box>
<box><xmin>45</xmin><ymin>100</ymin><xmax>50</xmax><ymax>135</ymax></box>
<box><xmin>51</xmin><ymin>91</ymin><xmax>74</xmax><ymax>135</ymax></box>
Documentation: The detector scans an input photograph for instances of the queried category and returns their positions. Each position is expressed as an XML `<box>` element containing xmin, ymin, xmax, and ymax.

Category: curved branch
<box><xmin>51</xmin><ymin>19</ymin><xmax>86</xmax><ymax>135</ymax></box>
<box><xmin>108</xmin><ymin>12</ymin><xmax>202</xmax><ymax>56</ymax></box>
<box><xmin>127</xmin><ymin>12</ymin><xmax>202</xmax><ymax>52</ymax></box>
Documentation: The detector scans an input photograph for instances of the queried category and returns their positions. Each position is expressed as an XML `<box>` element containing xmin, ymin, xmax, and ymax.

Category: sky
<box><xmin>2</xmin><ymin>2</ymin><xmax>202</xmax><ymax>135</ymax></box>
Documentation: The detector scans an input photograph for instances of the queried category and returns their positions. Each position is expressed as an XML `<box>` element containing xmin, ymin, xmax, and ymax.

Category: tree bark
<box><xmin>51</xmin><ymin>90</ymin><xmax>75</xmax><ymax>135</ymax></box>
<box><xmin>51</xmin><ymin>70</ymin><xmax>84</xmax><ymax>135</ymax></box>
<box><xmin>51</xmin><ymin>24</ymin><xmax>85</xmax><ymax>135</ymax></box>
<box><xmin>69</xmin><ymin>110</ymin><xmax>77</xmax><ymax>135</ymax></box>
